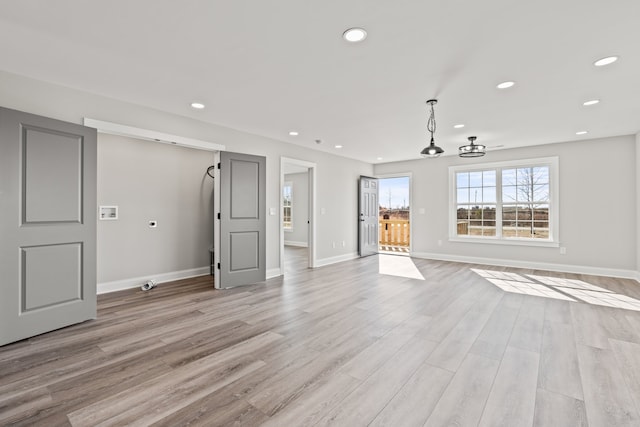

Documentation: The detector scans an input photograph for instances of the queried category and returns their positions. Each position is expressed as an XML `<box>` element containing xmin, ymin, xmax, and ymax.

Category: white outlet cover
<box><xmin>419</xmin><ymin>208</ymin><xmax>426</xmax><ymax>214</ymax></box>
<box><xmin>269</xmin><ymin>207</ymin><xmax>276</xmax><ymax>215</ymax></box>
<box><xmin>99</xmin><ymin>205</ymin><xmax>118</xmax><ymax>220</ymax></box>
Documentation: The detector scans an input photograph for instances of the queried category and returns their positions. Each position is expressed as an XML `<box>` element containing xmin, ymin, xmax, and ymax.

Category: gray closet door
<box><xmin>219</xmin><ymin>151</ymin><xmax>266</xmax><ymax>288</ymax></box>
<box><xmin>359</xmin><ymin>176</ymin><xmax>379</xmax><ymax>257</ymax></box>
<box><xmin>0</xmin><ymin>107</ymin><xmax>97</xmax><ymax>346</ymax></box>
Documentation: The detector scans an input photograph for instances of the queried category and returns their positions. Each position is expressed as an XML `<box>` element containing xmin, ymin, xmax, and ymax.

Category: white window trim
<box><xmin>448</xmin><ymin>156</ymin><xmax>559</xmax><ymax>247</ymax></box>
<box><xmin>283</xmin><ymin>181</ymin><xmax>293</xmax><ymax>232</ymax></box>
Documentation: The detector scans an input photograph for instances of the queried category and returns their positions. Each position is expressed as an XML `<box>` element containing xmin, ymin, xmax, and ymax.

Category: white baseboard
<box><xmin>266</xmin><ymin>268</ymin><xmax>282</xmax><ymax>279</ymax></box>
<box><xmin>411</xmin><ymin>252</ymin><xmax>639</xmax><ymax>281</ymax></box>
<box><xmin>97</xmin><ymin>266</ymin><xmax>210</xmax><ymax>294</ymax></box>
<box><xmin>315</xmin><ymin>252</ymin><xmax>359</xmax><ymax>268</ymax></box>
<box><xmin>284</xmin><ymin>240</ymin><xmax>308</xmax><ymax>248</ymax></box>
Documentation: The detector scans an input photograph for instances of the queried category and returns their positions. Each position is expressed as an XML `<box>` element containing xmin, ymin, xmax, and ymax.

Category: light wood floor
<box><xmin>2</xmin><ymin>248</ymin><xmax>640</xmax><ymax>426</ymax></box>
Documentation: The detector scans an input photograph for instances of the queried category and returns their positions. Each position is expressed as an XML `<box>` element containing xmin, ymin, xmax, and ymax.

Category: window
<box><xmin>449</xmin><ymin>157</ymin><xmax>558</xmax><ymax>246</ymax></box>
<box><xmin>283</xmin><ymin>181</ymin><xmax>292</xmax><ymax>230</ymax></box>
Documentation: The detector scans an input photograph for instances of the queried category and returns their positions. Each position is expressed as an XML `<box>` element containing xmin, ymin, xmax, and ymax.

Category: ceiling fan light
<box><xmin>458</xmin><ymin>136</ymin><xmax>486</xmax><ymax>158</ymax></box>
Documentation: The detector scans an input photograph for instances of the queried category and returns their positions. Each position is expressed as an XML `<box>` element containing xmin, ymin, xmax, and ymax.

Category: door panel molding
<box><xmin>21</xmin><ymin>125</ymin><xmax>84</xmax><ymax>225</ymax></box>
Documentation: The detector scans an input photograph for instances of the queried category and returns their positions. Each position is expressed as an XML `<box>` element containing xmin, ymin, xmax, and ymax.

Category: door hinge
<box><xmin>217</xmin><ymin>212</ymin><xmax>221</xmax><ymax>220</ymax></box>
<box><xmin>217</xmin><ymin>263</ymin><xmax>221</xmax><ymax>270</ymax></box>
<box><xmin>217</xmin><ymin>162</ymin><xmax>221</xmax><ymax>169</ymax></box>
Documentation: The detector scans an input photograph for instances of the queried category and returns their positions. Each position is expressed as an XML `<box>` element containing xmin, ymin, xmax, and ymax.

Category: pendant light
<box><xmin>458</xmin><ymin>136</ymin><xmax>486</xmax><ymax>158</ymax></box>
<box><xmin>420</xmin><ymin>99</ymin><xmax>444</xmax><ymax>158</ymax></box>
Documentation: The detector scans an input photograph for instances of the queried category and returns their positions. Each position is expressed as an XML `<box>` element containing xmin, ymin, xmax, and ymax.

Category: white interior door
<box><xmin>359</xmin><ymin>176</ymin><xmax>379</xmax><ymax>257</ymax></box>
<box><xmin>0</xmin><ymin>107</ymin><xmax>97</xmax><ymax>346</ymax></box>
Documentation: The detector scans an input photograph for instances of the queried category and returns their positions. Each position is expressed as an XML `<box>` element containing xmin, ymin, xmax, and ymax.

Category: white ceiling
<box><xmin>1</xmin><ymin>1</ymin><xmax>639</xmax><ymax>164</ymax></box>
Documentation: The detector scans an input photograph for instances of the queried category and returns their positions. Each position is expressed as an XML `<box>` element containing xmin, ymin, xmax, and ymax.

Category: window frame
<box><xmin>283</xmin><ymin>181</ymin><xmax>293</xmax><ymax>231</ymax></box>
<box><xmin>448</xmin><ymin>157</ymin><xmax>559</xmax><ymax>247</ymax></box>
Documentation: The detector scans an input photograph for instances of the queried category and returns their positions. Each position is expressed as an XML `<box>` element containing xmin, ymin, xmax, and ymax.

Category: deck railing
<box><xmin>379</xmin><ymin>219</ymin><xmax>410</xmax><ymax>246</ymax></box>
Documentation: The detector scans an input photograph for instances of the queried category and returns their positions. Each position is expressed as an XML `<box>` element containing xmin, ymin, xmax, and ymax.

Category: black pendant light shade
<box><xmin>421</xmin><ymin>138</ymin><xmax>444</xmax><ymax>157</ymax></box>
<box><xmin>420</xmin><ymin>99</ymin><xmax>444</xmax><ymax>158</ymax></box>
<box><xmin>458</xmin><ymin>136</ymin><xmax>486</xmax><ymax>158</ymax></box>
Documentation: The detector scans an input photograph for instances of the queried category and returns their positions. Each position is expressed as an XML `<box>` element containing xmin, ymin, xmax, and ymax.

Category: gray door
<box><xmin>0</xmin><ymin>107</ymin><xmax>97</xmax><ymax>346</ymax></box>
<box><xmin>359</xmin><ymin>176</ymin><xmax>379</xmax><ymax>257</ymax></box>
<box><xmin>219</xmin><ymin>151</ymin><xmax>266</xmax><ymax>288</ymax></box>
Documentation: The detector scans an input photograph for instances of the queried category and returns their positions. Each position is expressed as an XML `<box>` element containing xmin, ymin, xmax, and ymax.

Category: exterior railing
<box><xmin>379</xmin><ymin>219</ymin><xmax>410</xmax><ymax>246</ymax></box>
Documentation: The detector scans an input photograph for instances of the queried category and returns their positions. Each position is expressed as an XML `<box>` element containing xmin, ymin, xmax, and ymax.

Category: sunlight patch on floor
<box><xmin>472</xmin><ymin>269</ymin><xmax>640</xmax><ymax>311</ymax></box>
<box><xmin>378</xmin><ymin>254</ymin><xmax>425</xmax><ymax>280</ymax></box>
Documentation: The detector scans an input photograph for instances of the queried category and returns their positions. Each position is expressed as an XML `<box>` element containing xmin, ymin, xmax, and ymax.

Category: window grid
<box><xmin>283</xmin><ymin>182</ymin><xmax>292</xmax><ymax>230</ymax></box>
<box><xmin>452</xmin><ymin>161</ymin><xmax>554</xmax><ymax>243</ymax></box>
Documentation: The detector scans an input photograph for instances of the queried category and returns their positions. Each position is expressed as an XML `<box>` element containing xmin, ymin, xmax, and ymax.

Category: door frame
<box><xmin>280</xmin><ymin>157</ymin><xmax>317</xmax><ymax>273</ymax></box>
<box><xmin>213</xmin><ymin>152</ymin><xmax>221</xmax><ymax>289</ymax></box>
<box><xmin>83</xmin><ymin>118</ymin><xmax>224</xmax><ymax>290</ymax></box>
<box><xmin>376</xmin><ymin>172</ymin><xmax>413</xmax><ymax>254</ymax></box>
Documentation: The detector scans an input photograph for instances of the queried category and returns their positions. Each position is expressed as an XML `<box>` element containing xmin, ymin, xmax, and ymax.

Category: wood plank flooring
<box><xmin>2</xmin><ymin>247</ymin><xmax>640</xmax><ymax>426</ymax></box>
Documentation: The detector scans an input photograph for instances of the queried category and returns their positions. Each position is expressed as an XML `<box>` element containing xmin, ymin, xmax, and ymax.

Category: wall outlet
<box><xmin>99</xmin><ymin>205</ymin><xmax>118</xmax><ymax>220</ymax></box>
<box><xmin>560</xmin><ymin>247</ymin><xmax>567</xmax><ymax>255</ymax></box>
<box><xmin>332</xmin><ymin>241</ymin><xmax>336</xmax><ymax>248</ymax></box>
<box><xmin>437</xmin><ymin>239</ymin><xmax>442</xmax><ymax>246</ymax></box>
<box><xmin>321</xmin><ymin>208</ymin><xmax>326</xmax><ymax>215</ymax></box>
<box><xmin>419</xmin><ymin>208</ymin><xmax>426</xmax><ymax>215</ymax></box>
<box><xmin>342</xmin><ymin>241</ymin><xmax>346</xmax><ymax>247</ymax></box>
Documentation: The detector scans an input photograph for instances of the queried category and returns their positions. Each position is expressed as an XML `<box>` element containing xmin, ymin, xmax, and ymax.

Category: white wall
<box><xmin>0</xmin><ymin>70</ymin><xmax>373</xmax><ymax>284</ymax></box>
<box><xmin>375</xmin><ymin>135</ymin><xmax>637</xmax><ymax>277</ymax></box>
<box><xmin>97</xmin><ymin>134</ymin><xmax>214</xmax><ymax>286</ymax></box>
<box><xmin>284</xmin><ymin>172</ymin><xmax>309</xmax><ymax>246</ymax></box>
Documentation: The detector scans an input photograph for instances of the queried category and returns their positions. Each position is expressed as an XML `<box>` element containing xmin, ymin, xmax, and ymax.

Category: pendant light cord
<box><xmin>427</xmin><ymin>102</ymin><xmax>436</xmax><ymax>142</ymax></box>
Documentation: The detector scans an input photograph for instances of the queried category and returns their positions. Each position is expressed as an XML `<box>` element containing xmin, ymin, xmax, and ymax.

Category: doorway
<box><xmin>280</xmin><ymin>157</ymin><xmax>316</xmax><ymax>274</ymax></box>
<box><xmin>378</xmin><ymin>175</ymin><xmax>411</xmax><ymax>254</ymax></box>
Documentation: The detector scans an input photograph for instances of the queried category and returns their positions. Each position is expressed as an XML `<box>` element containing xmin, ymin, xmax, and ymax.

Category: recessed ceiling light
<box><xmin>576</xmin><ymin>131</ymin><xmax>588</xmax><ymax>135</ymax></box>
<box><xmin>190</xmin><ymin>102</ymin><xmax>205</xmax><ymax>109</ymax></box>
<box><xmin>343</xmin><ymin>28</ymin><xmax>367</xmax><ymax>43</ymax></box>
<box><xmin>288</xmin><ymin>131</ymin><xmax>299</xmax><ymax>136</ymax></box>
<box><xmin>453</xmin><ymin>124</ymin><xmax>465</xmax><ymax>129</ymax></box>
<box><xmin>583</xmin><ymin>99</ymin><xmax>600</xmax><ymax>106</ymax></box>
<box><xmin>496</xmin><ymin>81</ymin><xmax>515</xmax><ymax>89</ymax></box>
<box><xmin>334</xmin><ymin>145</ymin><xmax>343</xmax><ymax>149</ymax></box>
<box><xmin>594</xmin><ymin>56</ymin><xmax>618</xmax><ymax>67</ymax></box>
<box><xmin>376</xmin><ymin>157</ymin><xmax>383</xmax><ymax>161</ymax></box>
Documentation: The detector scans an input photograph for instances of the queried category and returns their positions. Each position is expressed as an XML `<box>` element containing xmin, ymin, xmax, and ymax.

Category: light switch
<box><xmin>419</xmin><ymin>208</ymin><xmax>426</xmax><ymax>214</ymax></box>
<box><xmin>270</xmin><ymin>207</ymin><xmax>276</xmax><ymax>215</ymax></box>
<box><xmin>321</xmin><ymin>208</ymin><xmax>326</xmax><ymax>215</ymax></box>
